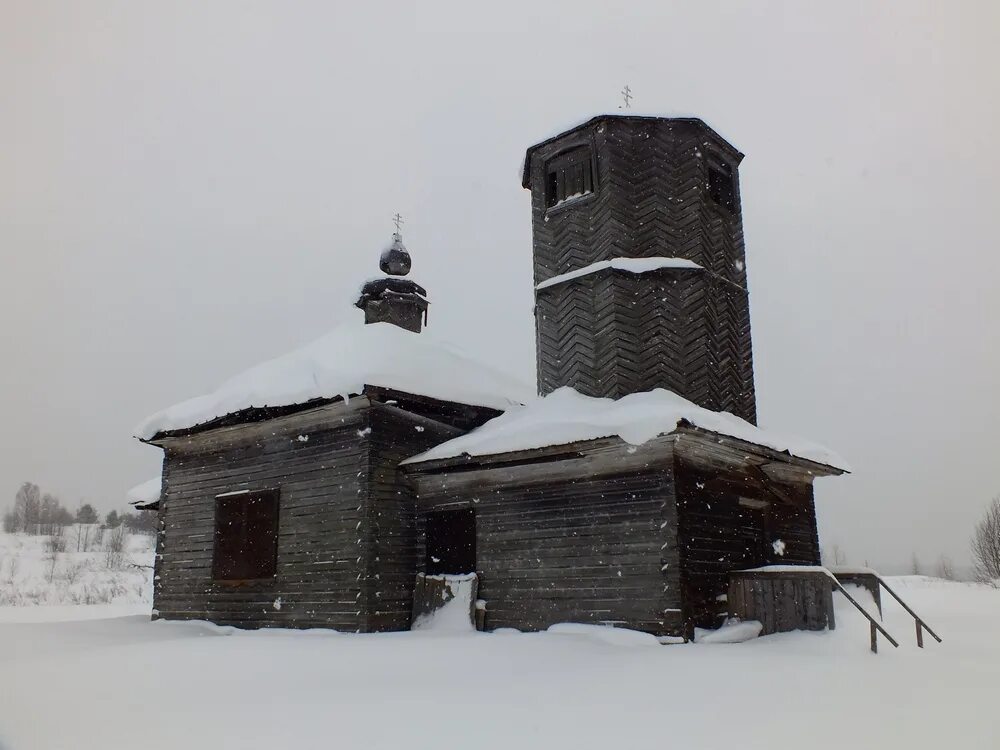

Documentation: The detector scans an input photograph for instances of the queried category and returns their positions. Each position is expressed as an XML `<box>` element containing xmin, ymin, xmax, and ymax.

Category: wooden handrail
<box><xmin>875</xmin><ymin>576</ymin><xmax>943</xmax><ymax>647</ymax></box>
<box><xmin>831</xmin><ymin>580</ymin><xmax>899</xmax><ymax>653</ymax></box>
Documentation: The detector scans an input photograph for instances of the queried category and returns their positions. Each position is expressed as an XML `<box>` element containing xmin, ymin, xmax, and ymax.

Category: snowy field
<box><xmin>0</xmin><ymin>530</ymin><xmax>154</xmax><ymax>608</ymax></box>
<box><xmin>0</xmin><ymin>577</ymin><xmax>995</xmax><ymax>750</ymax></box>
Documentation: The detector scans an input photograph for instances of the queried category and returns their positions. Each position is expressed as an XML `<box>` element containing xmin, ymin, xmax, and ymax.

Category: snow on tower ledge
<box><xmin>535</xmin><ymin>257</ymin><xmax>703</xmax><ymax>291</ymax></box>
<box><xmin>134</xmin><ymin>321</ymin><xmax>531</xmax><ymax>440</ymax></box>
<box><xmin>403</xmin><ymin>386</ymin><xmax>849</xmax><ymax>472</ymax></box>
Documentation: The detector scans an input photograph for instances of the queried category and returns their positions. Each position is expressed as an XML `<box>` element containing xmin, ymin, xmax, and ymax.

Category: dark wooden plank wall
<box><xmin>527</xmin><ymin>116</ymin><xmax>756</xmax><ymax>423</ymax></box>
<box><xmin>414</xmin><ymin>470</ymin><xmax>683</xmax><ymax>636</ymax></box>
<box><xmin>729</xmin><ymin>571</ymin><xmax>835</xmax><ymax>634</ymax></box>
<box><xmin>675</xmin><ymin>463</ymin><xmax>820</xmax><ymax>634</ymax></box>
<box><xmin>363</xmin><ymin>402</ymin><xmax>465</xmax><ymax>632</ymax></box>
<box><xmin>535</xmin><ymin>269</ymin><xmax>753</xmax><ymax>422</ymax></box>
<box><xmin>154</xmin><ymin>403</ymin><xmax>371</xmax><ymax>630</ymax></box>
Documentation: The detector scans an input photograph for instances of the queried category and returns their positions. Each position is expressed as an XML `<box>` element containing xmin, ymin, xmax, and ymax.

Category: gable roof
<box><xmin>135</xmin><ymin>321</ymin><xmax>531</xmax><ymax>441</ymax></box>
<box><xmin>402</xmin><ymin>386</ymin><xmax>849</xmax><ymax>473</ymax></box>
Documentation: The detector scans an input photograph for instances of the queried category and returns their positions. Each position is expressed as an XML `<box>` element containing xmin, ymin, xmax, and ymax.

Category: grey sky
<box><xmin>1</xmin><ymin>1</ymin><xmax>997</xmax><ymax>570</ymax></box>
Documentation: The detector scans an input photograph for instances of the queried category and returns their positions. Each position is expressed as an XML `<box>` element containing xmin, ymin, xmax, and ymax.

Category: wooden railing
<box><xmin>829</xmin><ymin>579</ymin><xmax>899</xmax><ymax>654</ymax></box>
<box><xmin>873</xmin><ymin>575</ymin><xmax>943</xmax><ymax>648</ymax></box>
<box><xmin>829</xmin><ymin>571</ymin><xmax>943</xmax><ymax>653</ymax></box>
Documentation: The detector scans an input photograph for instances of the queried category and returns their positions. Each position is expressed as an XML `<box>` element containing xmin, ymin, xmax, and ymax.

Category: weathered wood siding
<box><xmin>154</xmin><ymin>402</ymin><xmax>371</xmax><ymax>630</ymax></box>
<box><xmin>526</xmin><ymin>116</ymin><xmax>756</xmax><ymax>423</ymax></box>
<box><xmin>364</xmin><ymin>402</ymin><xmax>464</xmax><ymax>632</ymax></box>
<box><xmin>729</xmin><ymin>571</ymin><xmax>835</xmax><ymax>634</ymax></box>
<box><xmin>675</xmin><ymin>462</ymin><xmax>820</xmax><ymax>634</ymax></box>
<box><xmin>535</xmin><ymin>269</ymin><xmax>753</xmax><ymax>421</ymax></box>
<box><xmin>412</xmin><ymin>459</ymin><xmax>682</xmax><ymax>636</ymax></box>
<box><xmin>152</xmin><ymin>394</ymin><xmax>480</xmax><ymax>632</ymax></box>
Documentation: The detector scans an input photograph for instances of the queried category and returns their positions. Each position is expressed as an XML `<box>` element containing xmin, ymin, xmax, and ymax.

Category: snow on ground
<box><xmin>0</xmin><ymin>577</ymin><xmax>995</xmax><ymax>749</ymax></box>
<box><xmin>0</xmin><ymin>530</ymin><xmax>153</xmax><ymax>608</ymax></box>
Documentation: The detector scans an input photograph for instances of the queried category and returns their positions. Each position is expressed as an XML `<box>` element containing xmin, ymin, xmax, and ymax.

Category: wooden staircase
<box><xmin>729</xmin><ymin>566</ymin><xmax>942</xmax><ymax>653</ymax></box>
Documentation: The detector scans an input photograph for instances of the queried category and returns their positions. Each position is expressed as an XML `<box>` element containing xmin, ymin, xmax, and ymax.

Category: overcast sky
<box><xmin>1</xmin><ymin>1</ymin><xmax>997</xmax><ymax>571</ymax></box>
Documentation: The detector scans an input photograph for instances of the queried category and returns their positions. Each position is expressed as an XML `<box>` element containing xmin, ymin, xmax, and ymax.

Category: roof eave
<box><xmin>404</xmin><ymin>424</ymin><xmax>847</xmax><ymax>477</ymax></box>
<box><xmin>139</xmin><ymin>385</ymin><xmax>516</xmax><ymax>444</ymax></box>
<box><xmin>521</xmin><ymin>114</ymin><xmax>745</xmax><ymax>188</ymax></box>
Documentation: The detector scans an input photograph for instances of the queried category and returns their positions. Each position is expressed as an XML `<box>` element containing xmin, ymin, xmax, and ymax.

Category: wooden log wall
<box><xmin>154</xmin><ymin>402</ymin><xmax>371</xmax><ymax>630</ymax></box>
<box><xmin>525</xmin><ymin>116</ymin><xmax>756</xmax><ymax>423</ymax></box>
<box><xmin>413</xmin><ymin>468</ymin><xmax>683</xmax><ymax>636</ymax></box>
<box><xmin>728</xmin><ymin>571</ymin><xmax>835</xmax><ymax>634</ymax></box>
<box><xmin>535</xmin><ymin>268</ymin><xmax>753</xmax><ymax>421</ymax></box>
<box><xmin>363</xmin><ymin>402</ymin><xmax>464</xmax><ymax>632</ymax></box>
<box><xmin>675</xmin><ymin>463</ymin><xmax>821</xmax><ymax>633</ymax></box>
<box><xmin>152</xmin><ymin>395</ymin><xmax>472</xmax><ymax>631</ymax></box>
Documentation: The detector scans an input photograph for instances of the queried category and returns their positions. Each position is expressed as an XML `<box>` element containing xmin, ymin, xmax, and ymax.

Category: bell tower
<box><xmin>523</xmin><ymin>115</ymin><xmax>757</xmax><ymax>423</ymax></box>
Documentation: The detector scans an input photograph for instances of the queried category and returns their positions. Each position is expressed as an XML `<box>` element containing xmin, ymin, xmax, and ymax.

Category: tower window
<box><xmin>707</xmin><ymin>161</ymin><xmax>737</xmax><ymax>213</ymax></box>
<box><xmin>212</xmin><ymin>490</ymin><xmax>279</xmax><ymax>581</ymax></box>
<box><xmin>545</xmin><ymin>147</ymin><xmax>595</xmax><ymax>209</ymax></box>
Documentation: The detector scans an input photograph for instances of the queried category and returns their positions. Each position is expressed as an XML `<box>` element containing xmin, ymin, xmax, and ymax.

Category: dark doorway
<box><xmin>425</xmin><ymin>508</ymin><xmax>476</xmax><ymax>574</ymax></box>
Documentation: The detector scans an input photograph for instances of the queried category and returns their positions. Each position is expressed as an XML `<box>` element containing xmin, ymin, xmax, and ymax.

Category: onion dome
<box><xmin>357</xmin><ymin>231</ymin><xmax>428</xmax><ymax>333</ymax></box>
<box><xmin>380</xmin><ymin>232</ymin><xmax>412</xmax><ymax>276</ymax></box>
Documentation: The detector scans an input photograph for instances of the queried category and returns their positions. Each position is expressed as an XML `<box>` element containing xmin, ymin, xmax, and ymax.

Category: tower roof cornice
<box><xmin>521</xmin><ymin>114</ymin><xmax>744</xmax><ymax>188</ymax></box>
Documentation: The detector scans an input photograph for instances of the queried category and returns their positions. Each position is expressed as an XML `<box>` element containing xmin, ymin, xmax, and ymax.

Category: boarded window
<box><xmin>707</xmin><ymin>160</ymin><xmax>737</xmax><ymax>212</ymax></box>
<box><xmin>425</xmin><ymin>508</ymin><xmax>476</xmax><ymax>574</ymax></box>
<box><xmin>545</xmin><ymin>147</ymin><xmax>595</xmax><ymax>208</ymax></box>
<box><xmin>212</xmin><ymin>490</ymin><xmax>279</xmax><ymax>581</ymax></box>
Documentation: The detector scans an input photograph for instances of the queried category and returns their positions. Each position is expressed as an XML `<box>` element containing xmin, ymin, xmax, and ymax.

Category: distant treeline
<box><xmin>2</xmin><ymin>481</ymin><xmax>155</xmax><ymax>536</ymax></box>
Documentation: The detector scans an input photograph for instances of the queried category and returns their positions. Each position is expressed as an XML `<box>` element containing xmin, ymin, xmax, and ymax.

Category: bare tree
<box><xmin>834</xmin><ymin>545</ymin><xmax>847</xmax><ymax>567</ymax></box>
<box><xmin>971</xmin><ymin>496</ymin><xmax>1000</xmax><ymax>584</ymax></box>
<box><xmin>936</xmin><ymin>555</ymin><xmax>955</xmax><ymax>581</ymax></box>
<box><xmin>123</xmin><ymin>510</ymin><xmax>156</xmax><ymax>536</ymax></box>
<box><xmin>44</xmin><ymin>535</ymin><xmax>65</xmax><ymax>583</ymax></box>
<box><xmin>62</xmin><ymin>561</ymin><xmax>85</xmax><ymax>585</ymax></box>
<box><xmin>75</xmin><ymin>503</ymin><xmax>99</xmax><ymax>551</ymax></box>
<box><xmin>104</xmin><ymin>524</ymin><xmax>128</xmax><ymax>570</ymax></box>
<box><xmin>911</xmin><ymin>553</ymin><xmax>922</xmax><ymax>575</ymax></box>
<box><xmin>13</xmin><ymin>482</ymin><xmax>41</xmax><ymax>534</ymax></box>
<box><xmin>4</xmin><ymin>554</ymin><xmax>18</xmax><ymax>585</ymax></box>
<box><xmin>40</xmin><ymin>493</ymin><xmax>60</xmax><ymax>535</ymax></box>
<box><xmin>54</xmin><ymin>507</ymin><xmax>74</xmax><ymax>534</ymax></box>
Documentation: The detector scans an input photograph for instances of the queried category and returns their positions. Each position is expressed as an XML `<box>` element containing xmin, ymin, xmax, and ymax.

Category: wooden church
<box><xmin>136</xmin><ymin>113</ymin><xmax>848</xmax><ymax>640</ymax></box>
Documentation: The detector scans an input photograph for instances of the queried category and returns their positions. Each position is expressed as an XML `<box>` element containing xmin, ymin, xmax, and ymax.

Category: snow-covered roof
<box><xmin>127</xmin><ymin>476</ymin><xmax>162</xmax><ymax>509</ymax></box>
<box><xmin>403</xmin><ymin>386</ymin><xmax>849</xmax><ymax>472</ymax></box>
<box><xmin>536</xmin><ymin>257</ymin><xmax>702</xmax><ymax>291</ymax></box>
<box><xmin>135</xmin><ymin>321</ymin><xmax>532</xmax><ymax>440</ymax></box>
